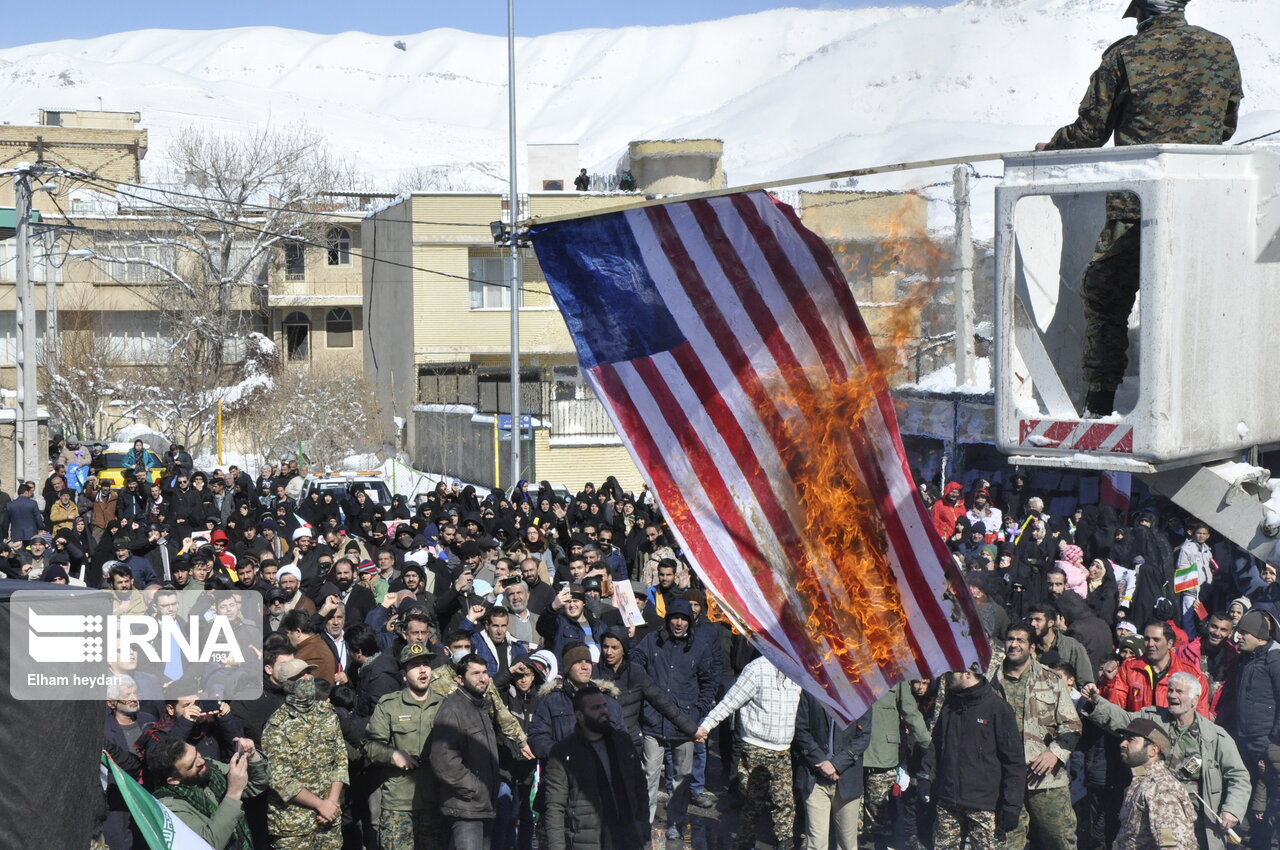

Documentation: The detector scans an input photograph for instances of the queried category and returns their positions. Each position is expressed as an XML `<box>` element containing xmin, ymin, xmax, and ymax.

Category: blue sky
<box><xmin>2</xmin><ymin>0</ymin><xmax>957</xmax><ymax>48</ymax></box>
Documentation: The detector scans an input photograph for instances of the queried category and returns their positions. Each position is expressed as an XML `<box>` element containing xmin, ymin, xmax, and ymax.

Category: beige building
<box><xmin>0</xmin><ymin>109</ymin><xmax>366</xmax><ymax>449</ymax></box>
<box><xmin>362</xmin><ymin>190</ymin><xmax>650</xmax><ymax>492</ymax></box>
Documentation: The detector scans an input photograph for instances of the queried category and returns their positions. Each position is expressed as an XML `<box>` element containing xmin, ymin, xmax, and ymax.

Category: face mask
<box><xmin>282</xmin><ymin>676</ymin><xmax>317</xmax><ymax>712</ymax></box>
<box><xmin>451</xmin><ymin>648</ymin><xmax>470</xmax><ymax>664</ymax></box>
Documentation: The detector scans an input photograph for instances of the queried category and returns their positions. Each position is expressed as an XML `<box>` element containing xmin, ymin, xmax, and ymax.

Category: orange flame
<box><xmin>760</xmin><ymin>204</ymin><xmax>951</xmax><ymax>687</ymax></box>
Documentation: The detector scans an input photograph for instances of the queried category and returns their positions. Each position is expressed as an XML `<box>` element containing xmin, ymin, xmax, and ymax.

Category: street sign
<box><xmin>497</xmin><ymin>414</ymin><xmax>533</xmax><ymax>441</ymax></box>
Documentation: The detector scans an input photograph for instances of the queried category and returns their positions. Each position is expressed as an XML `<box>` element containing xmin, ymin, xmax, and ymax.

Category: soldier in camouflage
<box><xmin>997</xmin><ymin>622</ymin><xmax>1082</xmax><ymax>850</ymax></box>
<box><xmin>1078</xmin><ymin>671</ymin><xmax>1249</xmax><ymax>850</ymax></box>
<box><xmin>262</xmin><ymin>659</ymin><xmax>349</xmax><ymax>850</ymax></box>
<box><xmin>363</xmin><ymin>642</ymin><xmax>445</xmax><ymax>850</ymax></box>
<box><xmin>1114</xmin><ymin>717</ymin><xmax>1198</xmax><ymax>850</ymax></box>
<box><xmin>1038</xmin><ymin>0</ymin><xmax>1243</xmax><ymax>417</ymax></box>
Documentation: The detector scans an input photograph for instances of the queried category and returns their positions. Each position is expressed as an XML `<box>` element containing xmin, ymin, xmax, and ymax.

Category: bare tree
<box><xmin>37</xmin><ymin>306</ymin><xmax>138</xmax><ymax>441</ymax></box>
<box><xmin>228</xmin><ymin>362</ymin><xmax>382</xmax><ymax>472</ymax></box>
<box><xmin>85</xmin><ymin>124</ymin><xmax>359</xmax><ymax>376</ymax></box>
<box><xmin>393</xmin><ymin>162</ymin><xmax>504</xmax><ymax>194</ymax></box>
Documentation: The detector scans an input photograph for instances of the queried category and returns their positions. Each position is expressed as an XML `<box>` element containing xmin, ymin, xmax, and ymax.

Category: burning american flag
<box><xmin>530</xmin><ymin>190</ymin><xmax>988</xmax><ymax>722</ymax></box>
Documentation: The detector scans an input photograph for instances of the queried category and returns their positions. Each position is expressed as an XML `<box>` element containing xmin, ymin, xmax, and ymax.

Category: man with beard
<box><xmin>520</xmin><ymin>557</ymin><xmax>555</xmax><ymax>614</ymax></box>
<box><xmin>262</xmin><ymin>659</ymin><xmax>348</xmax><ymax>850</ymax></box>
<box><xmin>543</xmin><ymin>684</ymin><xmax>649</xmax><ymax>850</ymax></box>
<box><xmin>329</xmin><ymin>557</ymin><xmax>374</xmax><ymax>626</ymax></box>
<box><xmin>1112</xmin><ymin>719</ymin><xmax>1197</xmax><ymax>850</ymax></box>
<box><xmin>1030</xmin><ymin>602</ymin><xmax>1095</xmax><ymax>685</ymax></box>
<box><xmin>282</xmin><ymin>527</ymin><xmax>327</xmax><ymax>601</ymax></box>
<box><xmin>1081</xmin><ymin>672</ymin><xmax>1248</xmax><ymax>850</ymax></box>
<box><xmin>1102</xmin><ymin>621</ymin><xmax>1209</xmax><ymax>715</ymax></box>
<box><xmin>234</xmin><ymin>557</ymin><xmax>270</xmax><ymax>599</ymax></box>
<box><xmin>430</xmin><ymin>654</ymin><xmax>502</xmax><ymax>849</ymax></box>
<box><xmin>502</xmin><ymin>579</ymin><xmax>539</xmax><ymax>645</ymax></box>
<box><xmin>920</xmin><ymin>668</ymin><xmax>1026</xmax><ymax>850</ymax></box>
<box><xmin>276</xmin><ymin>566</ymin><xmax>317</xmax><ymax>617</ymax></box>
<box><xmin>147</xmin><ymin>734</ymin><xmax>270</xmax><ymax>850</ymax></box>
<box><xmin>646</xmin><ymin>559</ymin><xmax>683</xmax><ymax>618</ymax></box>
<box><xmin>364</xmin><ymin>642</ymin><xmax>445</xmax><ymax>850</ymax></box>
<box><xmin>1176</xmin><ymin>610</ymin><xmax>1238</xmax><ymax>713</ymax></box>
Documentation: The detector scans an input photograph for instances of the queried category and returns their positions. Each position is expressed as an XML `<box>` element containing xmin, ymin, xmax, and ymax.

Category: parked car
<box><xmin>93</xmin><ymin>441</ymin><xmax>167</xmax><ymax>488</ymax></box>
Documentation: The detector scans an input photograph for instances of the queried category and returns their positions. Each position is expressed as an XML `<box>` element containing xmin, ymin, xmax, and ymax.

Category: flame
<box><xmin>765</xmin><ymin>204</ymin><xmax>951</xmax><ymax>688</ymax></box>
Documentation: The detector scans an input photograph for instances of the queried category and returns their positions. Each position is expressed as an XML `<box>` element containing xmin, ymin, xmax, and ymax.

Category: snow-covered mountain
<box><xmin>1</xmin><ymin>0</ymin><xmax>1277</xmax><ymax>228</ymax></box>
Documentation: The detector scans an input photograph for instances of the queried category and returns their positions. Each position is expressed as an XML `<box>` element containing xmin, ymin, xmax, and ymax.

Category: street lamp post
<box><xmin>506</xmin><ymin>0</ymin><xmax>522</xmax><ymax>492</ymax></box>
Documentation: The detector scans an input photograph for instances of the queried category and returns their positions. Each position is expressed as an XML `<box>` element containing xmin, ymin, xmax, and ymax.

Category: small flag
<box><xmin>530</xmin><ymin>191</ymin><xmax>987</xmax><ymax>722</ymax></box>
<box><xmin>101</xmin><ymin>752</ymin><xmax>215</xmax><ymax>850</ymax></box>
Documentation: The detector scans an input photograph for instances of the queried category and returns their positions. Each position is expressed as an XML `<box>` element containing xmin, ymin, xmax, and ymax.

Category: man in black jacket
<box><xmin>920</xmin><ymin>669</ymin><xmax>1026</xmax><ymax>850</ymax></box>
<box><xmin>542</xmin><ymin>684</ymin><xmax>649</xmax><ymax>850</ymax></box>
<box><xmin>793</xmin><ymin>690</ymin><xmax>871</xmax><ymax>850</ymax></box>
<box><xmin>351</xmin><ymin>624</ymin><xmax>402</xmax><ymax>718</ymax></box>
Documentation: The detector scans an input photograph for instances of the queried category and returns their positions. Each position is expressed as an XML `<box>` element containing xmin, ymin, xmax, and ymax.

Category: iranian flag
<box><xmin>101</xmin><ymin>753</ymin><xmax>215</xmax><ymax>850</ymax></box>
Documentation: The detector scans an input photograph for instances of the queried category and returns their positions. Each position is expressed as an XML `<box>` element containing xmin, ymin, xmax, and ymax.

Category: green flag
<box><xmin>101</xmin><ymin>752</ymin><xmax>215</xmax><ymax>850</ymax></box>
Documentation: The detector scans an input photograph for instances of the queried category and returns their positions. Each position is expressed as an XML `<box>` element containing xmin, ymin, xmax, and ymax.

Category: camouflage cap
<box><xmin>399</xmin><ymin>641</ymin><xmax>435</xmax><ymax>668</ymax></box>
<box><xmin>1123</xmin><ymin>0</ymin><xmax>1188</xmax><ymax>19</ymax></box>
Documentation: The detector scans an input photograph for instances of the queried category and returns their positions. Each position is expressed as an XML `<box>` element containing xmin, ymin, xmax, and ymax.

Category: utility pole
<box><xmin>506</xmin><ymin>0</ymin><xmax>522</xmax><ymax>491</ymax></box>
<box><xmin>13</xmin><ymin>169</ymin><xmax>41</xmax><ymax>487</ymax></box>
<box><xmin>952</xmin><ymin>166</ymin><xmax>976</xmax><ymax>386</ymax></box>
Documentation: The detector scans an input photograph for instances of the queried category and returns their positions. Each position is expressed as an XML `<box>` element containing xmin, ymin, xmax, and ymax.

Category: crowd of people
<box><xmin>10</xmin><ymin>440</ymin><xmax>1280</xmax><ymax>850</ymax></box>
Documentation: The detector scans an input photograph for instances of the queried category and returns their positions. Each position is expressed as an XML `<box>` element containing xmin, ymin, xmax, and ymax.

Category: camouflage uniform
<box><xmin>998</xmin><ymin>657</ymin><xmax>1082</xmax><ymax>850</ymax></box>
<box><xmin>1114</xmin><ymin>758</ymin><xmax>1198</xmax><ymax>850</ymax></box>
<box><xmin>935</xmin><ymin>804</ymin><xmax>998</xmax><ymax>850</ymax></box>
<box><xmin>736</xmin><ymin>742</ymin><xmax>794</xmax><ymax>850</ymax></box>
<box><xmin>429</xmin><ymin>662</ymin><xmax>527</xmax><ymax>747</ymax></box>
<box><xmin>364</xmin><ymin>686</ymin><xmax>447</xmax><ymax>850</ymax></box>
<box><xmin>1043</xmin><ymin>11</ymin><xmax>1243</xmax><ymax>395</ymax></box>
<box><xmin>262</xmin><ymin>700</ymin><xmax>349</xmax><ymax>850</ymax></box>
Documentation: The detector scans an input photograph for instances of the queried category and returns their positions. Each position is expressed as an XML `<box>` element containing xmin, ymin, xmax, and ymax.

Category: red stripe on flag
<box><xmin>591</xmin><ymin>363</ymin><xmax>787</xmax><ymax>651</ymax></box>
<box><xmin>657</xmin><ymin>203</ymin><xmax>924</xmax><ymax>691</ymax></box>
<box><xmin>626</xmin><ymin>355</ymin><xmax>833</xmax><ymax>684</ymax></box>
<box><xmin>770</xmin><ymin>196</ymin><xmax>987</xmax><ymax>668</ymax></box>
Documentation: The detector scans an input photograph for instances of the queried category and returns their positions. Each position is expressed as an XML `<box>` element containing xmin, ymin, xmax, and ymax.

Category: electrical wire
<box><xmin>69</xmin><ymin>172</ymin><xmax>556</xmax><ymax>295</ymax></box>
<box><xmin>96</xmin><ymin>174</ymin><xmax>535</xmax><ymax>229</ymax></box>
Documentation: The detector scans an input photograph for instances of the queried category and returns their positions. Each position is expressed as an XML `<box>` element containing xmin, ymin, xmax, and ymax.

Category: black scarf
<box><xmin>589</xmin><ymin>730</ymin><xmax>639</xmax><ymax>849</ymax></box>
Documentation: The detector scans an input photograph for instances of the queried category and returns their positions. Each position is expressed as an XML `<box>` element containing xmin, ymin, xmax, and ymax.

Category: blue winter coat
<box><xmin>527</xmin><ymin>677</ymin><xmax>626</xmax><ymax>760</ymax></box>
<box><xmin>631</xmin><ymin>618</ymin><xmax>718</xmax><ymax>743</ymax></box>
<box><xmin>535</xmin><ymin>604</ymin><xmax>608</xmax><ymax>660</ymax></box>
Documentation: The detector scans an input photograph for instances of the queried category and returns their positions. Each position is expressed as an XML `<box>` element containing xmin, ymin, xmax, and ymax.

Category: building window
<box><xmin>469</xmin><ymin>256</ymin><xmax>522</xmax><ymax>310</ymax></box>
<box><xmin>95</xmin><ymin>240</ymin><xmax>176</xmax><ymax>283</ymax></box>
<box><xmin>325</xmin><ymin>308</ymin><xmax>354</xmax><ymax>348</ymax></box>
<box><xmin>326</xmin><ymin>227</ymin><xmax>352</xmax><ymax>266</ymax></box>
<box><xmin>283</xmin><ymin>311</ymin><xmax>311</xmax><ymax>361</ymax></box>
<box><xmin>284</xmin><ymin>241</ymin><xmax>306</xmax><ymax>281</ymax></box>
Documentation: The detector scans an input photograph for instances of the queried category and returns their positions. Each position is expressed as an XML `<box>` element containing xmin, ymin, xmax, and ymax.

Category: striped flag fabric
<box><xmin>530</xmin><ymin>190</ymin><xmax>988</xmax><ymax>722</ymax></box>
<box><xmin>101</xmin><ymin>753</ymin><xmax>215</xmax><ymax>850</ymax></box>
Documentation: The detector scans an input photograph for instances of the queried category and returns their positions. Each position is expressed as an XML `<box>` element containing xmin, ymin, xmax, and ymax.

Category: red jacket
<box><xmin>1101</xmin><ymin>655</ymin><xmax>1211</xmax><ymax>718</ymax></box>
<box><xmin>931</xmin><ymin>483</ymin><xmax>968</xmax><ymax>539</ymax></box>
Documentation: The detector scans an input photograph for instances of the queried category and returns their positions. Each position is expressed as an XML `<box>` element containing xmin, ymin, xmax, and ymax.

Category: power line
<box><xmin>97</xmin><ymin>174</ymin><xmax>534</xmax><ymax>229</ymax></box>
<box><xmin>69</xmin><ymin>173</ymin><xmax>557</xmax><ymax>296</ymax></box>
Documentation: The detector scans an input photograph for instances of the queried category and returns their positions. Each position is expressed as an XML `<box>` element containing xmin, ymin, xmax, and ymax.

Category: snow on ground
<box><xmin>2</xmin><ymin>0</ymin><xmax>1277</xmax><ymax>239</ymax></box>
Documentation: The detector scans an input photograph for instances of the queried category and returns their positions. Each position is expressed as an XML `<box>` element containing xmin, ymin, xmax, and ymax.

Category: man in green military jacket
<box><xmin>364</xmin><ymin>642</ymin><xmax>446</xmax><ymax>850</ymax></box>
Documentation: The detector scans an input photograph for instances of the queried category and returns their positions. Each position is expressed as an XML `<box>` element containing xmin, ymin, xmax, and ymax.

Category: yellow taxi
<box><xmin>92</xmin><ymin>441</ymin><xmax>167</xmax><ymax>488</ymax></box>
